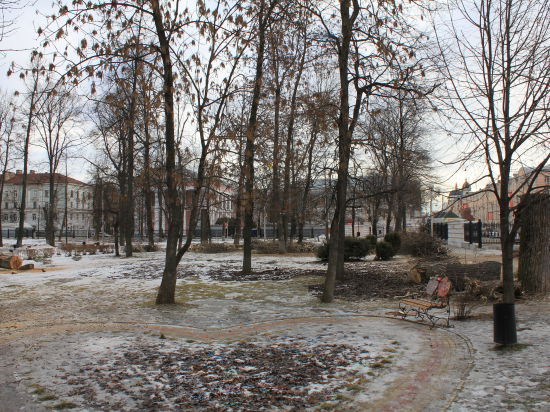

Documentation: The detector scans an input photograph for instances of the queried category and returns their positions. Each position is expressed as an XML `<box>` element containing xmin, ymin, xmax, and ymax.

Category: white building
<box><xmin>2</xmin><ymin>170</ymin><xmax>93</xmax><ymax>232</ymax></box>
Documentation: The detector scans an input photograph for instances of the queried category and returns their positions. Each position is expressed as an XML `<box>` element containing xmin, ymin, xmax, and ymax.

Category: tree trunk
<box><xmin>201</xmin><ymin>207</ymin><xmax>209</xmax><ymax>245</ymax></box>
<box><xmin>242</xmin><ymin>1</ymin><xmax>271</xmax><ymax>275</ymax></box>
<box><xmin>518</xmin><ymin>193</ymin><xmax>550</xmax><ymax>294</ymax></box>
<box><xmin>143</xmin><ymin>114</ymin><xmax>155</xmax><ymax>248</ymax></box>
<box><xmin>322</xmin><ymin>0</ymin><xmax>357</xmax><ymax>302</ymax></box>
<box><xmin>157</xmin><ymin>187</ymin><xmax>164</xmax><ymax>238</ymax></box>
<box><xmin>114</xmin><ymin>219</ymin><xmax>120</xmax><ymax>257</ymax></box>
<box><xmin>0</xmin><ymin>138</ymin><xmax>10</xmax><ymax>247</ymax></box>
<box><xmin>17</xmin><ymin>78</ymin><xmax>39</xmax><ymax>247</ymax></box>
<box><xmin>46</xmin><ymin>167</ymin><xmax>56</xmax><ymax>246</ymax></box>
<box><xmin>152</xmin><ymin>0</ymin><xmax>182</xmax><ymax>304</ymax></box>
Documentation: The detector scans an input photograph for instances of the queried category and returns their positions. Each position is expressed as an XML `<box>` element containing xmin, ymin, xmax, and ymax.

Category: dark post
<box><xmin>477</xmin><ymin>219</ymin><xmax>482</xmax><ymax>248</ymax></box>
<box><xmin>469</xmin><ymin>221</ymin><xmax>474</xmax><ymax>244</ymax></box>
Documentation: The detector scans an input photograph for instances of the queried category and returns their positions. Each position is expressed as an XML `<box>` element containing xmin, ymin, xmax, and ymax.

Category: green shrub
<box><xmin>316</xmin><ymin>237</ymin><xmax>371</xmax><ymax>261</ymax></box>
<box><xmin>384</xmin><ymin>232</ymin><xmax>401</xmax><ymax>255</ymax></box>
<box><xmin>375</xmin><ymin>241</ymin><xmax>394</xmax><ymax>260</ymax></box>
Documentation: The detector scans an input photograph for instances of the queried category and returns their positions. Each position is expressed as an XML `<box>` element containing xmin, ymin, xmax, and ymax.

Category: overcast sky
<box><xmin>0</xmin><ymin>0</ymin><xmax>497</xmax><ymax>207</ymax></box>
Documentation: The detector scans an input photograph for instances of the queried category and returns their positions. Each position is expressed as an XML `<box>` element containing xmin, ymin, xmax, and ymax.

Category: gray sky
<box><xmin>0</xmin><ymin>0</ymin><xmax>496</xmax><ymax>205</ymax></box>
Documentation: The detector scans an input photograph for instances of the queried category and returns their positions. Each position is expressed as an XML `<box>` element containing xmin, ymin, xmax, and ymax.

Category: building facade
<box><xmin>445</xmin><ymin>166</ymin><xmax>550</xmax><ymax>225</ymax></box>
<box><xmin>1</xmin><ymin>171</ymin><xmax>93</xmax><ymax>233</ymax></box>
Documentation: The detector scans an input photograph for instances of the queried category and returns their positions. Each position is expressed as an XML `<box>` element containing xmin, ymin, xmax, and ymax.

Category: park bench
<box><xmin>397</xmin><ymin>276</ymin><xmax>452</xmax><ymax>328</ymax></box>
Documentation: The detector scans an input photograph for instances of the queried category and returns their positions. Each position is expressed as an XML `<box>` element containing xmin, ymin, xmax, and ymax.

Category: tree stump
<box><xmin>0</xmin><ymin>255</ymin><xmax>23</xmax><ymax>270</ymax></box>
<box><xmin>518</xmin><ymin>193</ymin><xmax>550</xmax><ymax>294</ymax></box>
<box><xmin>413</xmin><ymin>261</ymin><xmax>501</xmax><ymax>290</ymax></box>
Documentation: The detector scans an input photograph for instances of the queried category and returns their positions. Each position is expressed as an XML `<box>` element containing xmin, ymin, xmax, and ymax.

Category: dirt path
<box><xmin>0</xmin><ymin>315</ymin><xmax>472</xmax><ymax>411</ymax></box>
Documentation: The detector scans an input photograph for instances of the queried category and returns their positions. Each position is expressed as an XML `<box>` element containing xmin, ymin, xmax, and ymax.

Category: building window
<box><xmin>33</xmin><ymin>201</ymin><xmax>37</xmax><ymax>209</ymax></box>
<box><xmin>545</xmin><ymin>175</ymin><xmax>550</xmax><ymax>185</ymax></box>
<box><xmin>32</xmin><ymin>214</ymin><xmax>36</xmax><ymax>221</ymax></box>
<box><xmin>2</xmin><ymin>214</ymin><xmax>7</xmax><ymax>221</ymax></box>
<box><xmin>70</xmin><ymin>190</ymin><xmax>74</xmax><ymax>198</ymax></box>
<box><xmin>4</xmin><ymin>202</ymin><xmax>7</xmax><ymax>209</ymax></box>
<box><xmin>45</xmin><ymin>190</ymin><xmax>49</xmax><ymax>197</ymax></box>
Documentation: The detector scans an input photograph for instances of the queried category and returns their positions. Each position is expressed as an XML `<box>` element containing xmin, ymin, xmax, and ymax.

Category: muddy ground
<box><xmin>0</xmin><ymin>246</ymin><xmax>548</xmax><ymax>411</ymax></box>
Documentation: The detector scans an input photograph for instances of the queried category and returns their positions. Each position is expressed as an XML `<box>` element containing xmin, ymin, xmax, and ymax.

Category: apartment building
<box><xmin>445</xmin><ymin>166</ymin><xmax>550</xmax><ymax>224</ymax></box>
<box><xmin>1</xmin><ymin>170</ymin><xmax>93</xmax><ymax>232</ymax></box>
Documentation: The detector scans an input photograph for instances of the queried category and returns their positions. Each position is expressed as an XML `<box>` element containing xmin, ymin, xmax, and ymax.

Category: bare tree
<box><xmin>14</xmin><ymin>55</ymin><xmax>47</xmax><ymax>247</ymax></box>
<box><xmin>34</xmin><ymin>85</ymin><xmax>80</xmax><ymax>246</ymax></box>
<box><xmin>242</xmin><ymin>0</ymin><xmax>280</xmax><ymax>275</ymax></box>
<box><xmin>0</xmin><ymin>91</ymin><xmax>16</xmax><ymax>246</ymax></box>
<box><xmin>309</xmin><ymin>0</ymin><xmax>432</xmax><ymax>302</ymax></box>
<box><xmin>438</xmin><ymin>0</ymin><xmax>550</xmax><ymax>310</ymax></box>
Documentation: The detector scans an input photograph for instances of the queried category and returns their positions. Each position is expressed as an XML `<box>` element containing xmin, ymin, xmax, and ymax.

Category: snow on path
<box><xmin>1</xmin><ymin>248</ymin><xmax>549</xmax><ymax>411</ymax></box>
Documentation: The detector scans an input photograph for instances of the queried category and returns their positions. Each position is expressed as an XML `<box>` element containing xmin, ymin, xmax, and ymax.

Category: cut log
<box><xmin>408</xmin><ymin>266</ymin><xmax>428</xmax><ymax>284</ymax></box>
<box><xmin>0</xmin><ymin>255</ymin><xmax>23</xmax><ymax>270</ymax></box>
<box><xmin>414</xmin><ymin>261</ymin><xmax>501</xmax><ymax>291</ymax></box>
<box><xmin>18</xmin><ymin>263</ymin><xmax>35</xmax><ymax>270</ymax></box>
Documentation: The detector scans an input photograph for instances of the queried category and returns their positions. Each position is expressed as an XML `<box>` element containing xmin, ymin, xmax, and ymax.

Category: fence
<box><xmin>463</xmin><ymin>220</ymin><xmax>483</xmax><ymax>247</ymax></box>
<box><xmin>1</xmin><ymin>225</ymin><xmax>327</xmax><ymax>242</ymax></box>
<box><xmin>433</xmin><ymin>222</ymin><xmax>448</xmax><ymax>240</ymax></box>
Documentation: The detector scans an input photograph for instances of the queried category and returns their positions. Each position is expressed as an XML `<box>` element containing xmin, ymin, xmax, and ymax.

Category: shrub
<box><xmin>375</xmin><ymin>241</ymin><xmax>394</xmax><ymax>261</ymax></box>
<box><xmin>316</xmin><ymin>237</ymin><xmax>371</xmax><ymax>261</ymax></box>
<box><xmin>399</xmin><ymin>232</ymin><xmax>448</xmax><ymax>257</ymax></box>
<box><xmin>365</xmin><ymin>235</ymin><xmax>378</xmax><ymax>250</ymax></box>
<box><xmin>384</xmin><ymin>232</ymin><xmax>401</xmax><ymax>255</ymax></box>
<box><xmin>189</xmin><ymin>243</ymin><xmax>236</xmax><ymax>253</ymax></box>
<box><xmin>288</xmin><ymin>242</ymin><xmax>318</xmax><ymax>253</ymax></box>
<box><xmin>316</xmin><ymin>242</ymin><xmax>330</xmax><ymax>260</ymax></box>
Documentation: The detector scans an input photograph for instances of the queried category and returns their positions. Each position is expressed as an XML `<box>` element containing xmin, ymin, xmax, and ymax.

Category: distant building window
<box><xmin>2</xmin><ymin>214</ymin><xmax>7</xmax><ymax>221</ymax></box>
<box><xmin>545</xmin><ymin>175</ymin><xmax>550</xmax><ymax>185</ymax></box>
<box><xmin>32</xmin><ymin>214</ymin><xmax>36</xmax><ymax>221</ymax></box>
<box><xmin>4</xmin><ymin>202</ymin><xmax>7</xmax><ymax>209</ymax></box>
<box><xmin>33</xmin><ymin>201</ymin><xmax>37</xmax><ymax>209</ymax></box>
<box><xmin>70</xmin><ymin>190</ymin><xmax>74</xmax><ymax>198</ymax></box>
<box><xmin>45</xmin><ymin>190</ymin><xmax>49</xmax><ymax>197</ymax></box>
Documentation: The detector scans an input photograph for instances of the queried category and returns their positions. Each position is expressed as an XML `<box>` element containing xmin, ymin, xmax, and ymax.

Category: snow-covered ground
<box><xmin>0</xmin><ymin>244</ymin><xmax>548</xmax><ymax>411</ymax></box>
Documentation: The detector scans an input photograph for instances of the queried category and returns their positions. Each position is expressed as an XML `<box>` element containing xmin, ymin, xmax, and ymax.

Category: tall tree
<box><xmin>438</xmin><ymin>0</ymin><xmax>550</xmax><ymax>309</ymax></box>
<box><xmin>310</xmin><ymin>0</ymin><xmax>431</xmax><ymax>302</ymax></box>
<box><xmin>34</xmin><ymin>85</ymin><xmax>80</xmax><ymax>246</ymax></box>
<box><xmin>15</xmin><ymin>56</ymin><xmax>46</xmax><ymax>247</ymax></box>
<box><xmin>0</xmin><ymin>92</ymin><xmax>15</xmax><ymax>246</ymax></box>
<box><xmin>242</xmin><ymin>0</ymin><xmax>280</xmax><ymax>275</ymax></box>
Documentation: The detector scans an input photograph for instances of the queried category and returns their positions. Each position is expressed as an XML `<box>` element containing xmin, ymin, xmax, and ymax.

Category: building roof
<box><xmin>5</xmin><ymin>172</ymin><xmax>89</xmax><ymax>186</ymax></box>
<box><xmin>434</xmin><ymin>210</ymin><xmax>459</xmax><ymax>219</ymax></box>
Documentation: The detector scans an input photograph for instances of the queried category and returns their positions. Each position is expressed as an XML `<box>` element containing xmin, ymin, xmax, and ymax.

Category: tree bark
<box><xmin>518</xmin><ymin>193</ymin><xmax>550</xmax><ymax>294</ymax></box>
<box><xmin>152</xmin><ymin>0</ymin><xmax>181</xmax><ymax>304</ymax></box>
<box><xmin>322</xmin><ymin>0</ymin><xmax>357</xmax><ymax>302</ymax></box>
<box><xmin>242</xmin><ymin>0</ymin><xmax>273</xmax><ymax>275</ymax></box>
<box><xmin>17</xmin><ymin>76</ymin><xmax>39</xmax><ymax>247</ymax></box>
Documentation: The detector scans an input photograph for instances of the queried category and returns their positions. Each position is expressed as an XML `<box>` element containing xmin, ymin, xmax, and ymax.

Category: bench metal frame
<box><xmin>398</xmin><ymin>277</ymin><xmax>452</xmax><ymax>328</ymax></box>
